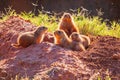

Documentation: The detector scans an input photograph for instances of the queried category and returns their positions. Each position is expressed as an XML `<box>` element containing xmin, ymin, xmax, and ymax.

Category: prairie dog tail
<box><xmin>11</xmin><ymin>43</ymin><xmax>20</xmax><ymax>48</ymax></box>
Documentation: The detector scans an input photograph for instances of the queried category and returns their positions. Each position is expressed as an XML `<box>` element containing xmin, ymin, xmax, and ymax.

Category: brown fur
<box><xmin>11</xmin><ymin>26</ymin><xmax>48</xmax><ymax>48</ymax></box>
<box><xmin>54</xmin><ymin>30</ymin><xmax>85</xmax><ymax>51</ymax></box>
<box><xmin>70</xmin><ymin>32</ymin><xmax>90</xmax><ymax>48</ymax></box>
<box><xmin>58</xmin><ymin>13</ymin><xmax>79</xmax><ymax>37</ymax></box>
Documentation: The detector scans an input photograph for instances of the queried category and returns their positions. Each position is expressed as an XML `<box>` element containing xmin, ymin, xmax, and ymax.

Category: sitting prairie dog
<box><xmin>58</xmin><ymin>13</ymin><xmax>79</xmax><ymax>37</ymax></box>
<box><xmin>54</xmin><ymin>30</ymin><xmax>85</xmax><ymax>51</ymax></box>
<box><xmin>11</xmin><ymin>26</ymin><xmax>48</xmax><ymax>48</ymax></box>
<box><xmin>70</xmin><ymin>32</ymin><xmax>90</xmax><ymax>48</ymax></box>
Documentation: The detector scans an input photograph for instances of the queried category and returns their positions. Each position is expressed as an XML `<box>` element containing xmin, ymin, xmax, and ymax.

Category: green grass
<box><xmin>0</xmin><ymin>10</ymin><xmax>120</xmax><ymax>38</ymax></box>
<box><xmin>20</xmin><ymin>12</ymin><xmax>59</xmax><ymax>32</ymax></box>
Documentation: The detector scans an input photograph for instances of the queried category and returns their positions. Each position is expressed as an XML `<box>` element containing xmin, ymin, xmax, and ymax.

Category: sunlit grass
<box><xmin>19</xmin><ymin>11</ymin><xmax>58</xmax><ymax>32</ymax></box>
<box><xmin>0</xmin><ymin>9</ymin><xmax>120</xmax><ymax>38</ymax></box>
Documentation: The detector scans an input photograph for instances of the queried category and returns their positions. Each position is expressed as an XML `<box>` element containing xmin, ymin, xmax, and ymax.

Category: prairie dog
<box><xmin>58</xmin><ymin>13</ymin><xmax>79</xmax><ymax>37</ymax></box>
<box><xmin>70</xmin><ymin>32</ymin><xmax>90</xmax><ymax>48</ymax></box>
<box><xmin>11</xmin><ymin>26</ymin><xmax>48</xmax><ymax>48</ymax></box>
<box><xmin>54</xmin><ymin>30</ymin><xmax>85</xmax><ymax>51</ymax></box>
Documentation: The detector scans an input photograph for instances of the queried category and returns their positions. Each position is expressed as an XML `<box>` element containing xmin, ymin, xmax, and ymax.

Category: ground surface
<box><xmin>0</xmin><ymin>16</ymin><xmax>120</xmax><ymax>80</ymax></box>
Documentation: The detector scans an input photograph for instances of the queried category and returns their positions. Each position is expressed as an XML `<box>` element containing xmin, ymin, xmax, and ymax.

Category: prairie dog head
<box><xmin>54</xmin><ymin>30</ymin><xmax>70</xmax><ymax>44</ymax></box>
<box><xmin>61</xmin><ymin>13</ymin><xmax>73</xmax><ymax>22</ymax></box>
<box><xmin>54</xmin><ymin>30</ymin><xmax>71</xmax><ymax>45</ymax></box>
<box><xmin>70</xmin><ymin>32</ymin><xmax>83</xmax><ymax>42</ymax></box>
<box><xmin>35</xmin><ymin>26</ymin><xmax>48</xmax><ymax>35</ymax></box>
<box><xmin>54</xmin><ymin>30</ymin><xmax>67</xmax><ymax>39</ymax></box>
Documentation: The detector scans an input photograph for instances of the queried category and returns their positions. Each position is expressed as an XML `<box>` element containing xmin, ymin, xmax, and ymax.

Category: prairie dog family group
<box><xmin>54</xmin><ymin>30</ymin><xmax>86</xmax><ymax>51</ymax></box>
<box><xmin>54</xmin><ymin>13</ymin><xmax>90</xmax><ymax>51</ymax></box>
<box><xmin>12</xmin><ymin>12</ymin><xmax>90</xmax><ymax>51</ymax></box>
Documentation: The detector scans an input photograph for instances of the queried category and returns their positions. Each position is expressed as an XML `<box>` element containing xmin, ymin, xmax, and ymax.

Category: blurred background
<box><xmin>0</xmin><ymin>0</ymin><xmax>120</xmax><ymax>21</ymax></box>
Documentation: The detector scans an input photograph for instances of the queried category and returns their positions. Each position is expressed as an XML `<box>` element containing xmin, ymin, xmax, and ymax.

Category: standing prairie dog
<box><xmin>54</xmin><ymin>30</ymin><xmax>85</xmax><ymax>51</ymax></box>
<box><xmin>58</xmin><ymin>13</ymin><xmax>79</xmax><ymax>37</ymax></box>
<box><xmin>70</xmin><ymin>32</ymin><xmax>90</xmax><ymax>48</ymax></box>
<box><xmin>11</xmin><ymin>26</ymin><xmax>48</xmax><ymax>48</ymax></box>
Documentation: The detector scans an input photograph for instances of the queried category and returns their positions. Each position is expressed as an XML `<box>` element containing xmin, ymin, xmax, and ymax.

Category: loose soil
<box><xmin>0</xmin><ymin>16</ymin><xmax>120</xmax><ymax>80</ymax></box>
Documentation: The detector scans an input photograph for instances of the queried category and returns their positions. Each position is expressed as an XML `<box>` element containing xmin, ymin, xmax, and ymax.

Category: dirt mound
<box><xmin>0</xmin><ymin>16</ymin><xmax>120</xmax><ymax>80</ymax></box>
<box><xmin>81</xmin><ymin>36</ymin><xmax>120</xmax><ymax>79</ymax></box>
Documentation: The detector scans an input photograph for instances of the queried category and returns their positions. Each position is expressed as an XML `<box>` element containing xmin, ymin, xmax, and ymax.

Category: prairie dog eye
<box><xmin>41</xmin><ymin>26</ymin><xmax>47</xmax><ymax>29</ymax></box>
<box><xmin>42</xmin><ymin>27</ymin><xmax>45</xmax><ymax>29</ymax></box>
<box><xmin>74</xmin><ymin>33</ymin><xmax>78</xmax><ymax>36</ymax></box>
<box><xmin>58</xmin><ymin>31</ymin><xmax>62</xmax><ymax>34</ymax></box>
